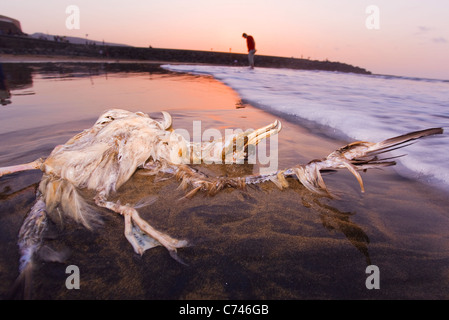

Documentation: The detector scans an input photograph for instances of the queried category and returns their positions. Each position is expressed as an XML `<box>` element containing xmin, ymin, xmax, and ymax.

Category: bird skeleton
<box><xmin>0</xmin><ymin>109</ymin><xmax>443</xmax><ymax>298</ymax></box>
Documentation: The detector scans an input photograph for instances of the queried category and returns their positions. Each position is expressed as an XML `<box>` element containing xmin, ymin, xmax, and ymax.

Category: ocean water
<box><xmin>163</xmin><ymin>65</ymin><xmax>449</xmax><ymax>192</ymax></box>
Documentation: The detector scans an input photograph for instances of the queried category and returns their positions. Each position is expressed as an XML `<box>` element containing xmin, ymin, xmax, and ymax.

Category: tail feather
<box><xmin>9</xmin><ymin>196</ymin><xmax>47</xmax><ymax>300</ymax></box>
<box><xmin>8</xmin><ymin>262</ymin><xmax>34</xmax><ymax>300</ymax></box>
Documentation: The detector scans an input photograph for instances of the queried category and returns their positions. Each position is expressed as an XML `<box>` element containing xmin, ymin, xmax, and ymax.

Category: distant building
<box><xmin>0</xmin><ymin>15</ymin><xmax>25</xmax><ymax>35</ymax></box>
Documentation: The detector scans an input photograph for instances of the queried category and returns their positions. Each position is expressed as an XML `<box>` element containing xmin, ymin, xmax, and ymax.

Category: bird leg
<box><xmin>0</xmin><ymin>158</ymin><xmax>44</xmax><ymax>178</ymax></box>
<box><xmin>94</xmin><ymin>193</ymin><xmax>188</xmax><ymax>263</ymax></box>
<box><xmin>198</xmin><ymin>119</ymin><xmax>282</xmax><ymax>163</ymax></box>
<box><xmin>245</xmin><ymin>119</ymin><xmax>282</xmax><ymax>147</ymax></box>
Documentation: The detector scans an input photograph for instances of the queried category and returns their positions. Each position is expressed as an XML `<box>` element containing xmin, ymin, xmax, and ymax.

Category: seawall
<box><xmin>0</xmin><ymin>35</ymin><xmax>371</xmax><ymax>74</ymax></box>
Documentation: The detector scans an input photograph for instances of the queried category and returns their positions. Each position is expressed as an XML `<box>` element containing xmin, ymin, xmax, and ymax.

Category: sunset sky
<box><xmin>2</xmin><ymin>0</ymin><xmax>449</xmax><ymax>79</ymax></box>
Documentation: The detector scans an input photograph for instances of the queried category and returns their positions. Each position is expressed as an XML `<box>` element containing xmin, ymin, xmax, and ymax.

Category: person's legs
<box><xmin>248</xmin><ymin>49</ymin><xmax>256</xmax><ymax>68</ymax></box>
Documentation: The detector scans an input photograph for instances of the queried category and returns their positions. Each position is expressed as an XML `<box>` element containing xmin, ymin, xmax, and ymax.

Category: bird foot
<box><xmin>125</xmin><ymin>213</ymin><xmax>189</xmax><ymax>265</ymax></box>
<box><xmin>95</xmin><ymin>195</ymin><xmax>188</xmax><ymax>264</ymax></box>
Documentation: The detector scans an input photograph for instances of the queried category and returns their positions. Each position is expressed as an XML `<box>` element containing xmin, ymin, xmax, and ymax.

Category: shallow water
<box><xmin>1</xmin><ymin>63</ymin><xmax>449</xmax><ymax>300</ymax></box>
<box><xmin>163</xmin><ymin>65</ymin><xmax>449</xmax><ymax>192</ymax></box>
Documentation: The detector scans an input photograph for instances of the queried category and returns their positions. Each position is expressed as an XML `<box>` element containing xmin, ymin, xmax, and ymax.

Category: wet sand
<box><xmin>1</xmin><ymin>62</ymin><xmax>449</xmax><ymax>300</ymax></box>
<box><xmin>0</xmin><ymin>53</ymin><xmax>195</xmax><ymax>66</ymax></box>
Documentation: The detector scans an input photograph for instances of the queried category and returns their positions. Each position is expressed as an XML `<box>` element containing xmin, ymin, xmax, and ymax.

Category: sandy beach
<box><xmin>1</xmin><ymin>60</ymin><xmax>449</xmax><ymax>300</ymax></box>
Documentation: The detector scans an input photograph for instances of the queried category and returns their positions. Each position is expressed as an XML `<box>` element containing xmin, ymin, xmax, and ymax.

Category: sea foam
<box><xmin>162</xmin><ymin>64</ymin><xmax>449</xmax><ymax>191</ymax></box>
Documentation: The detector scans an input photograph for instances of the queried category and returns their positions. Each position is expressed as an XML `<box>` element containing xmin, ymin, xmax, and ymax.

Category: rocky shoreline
<box><xmin>0</xmin><ymin>34</ymin><xmax>371</xmax><ymax>74</ymax></box>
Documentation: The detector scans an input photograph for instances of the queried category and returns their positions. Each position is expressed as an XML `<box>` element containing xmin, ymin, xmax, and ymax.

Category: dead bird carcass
<box><xmin>0</xmin><ymin>109</ymin><xmax>443</xmax><ymax>297</ymax></box>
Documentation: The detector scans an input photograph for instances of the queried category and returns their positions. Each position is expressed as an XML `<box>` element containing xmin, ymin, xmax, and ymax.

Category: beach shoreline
<box><xmin>0</xmin><ymin>53</ymin><xmax>181</xmax><ymax>64</ymax></box>
<box><xmin>1</xmin><ymin>62</ymin><xmax>449</xmax><ymax>300</ymax></box>
<box><xmin>0</xmin><ymin>33</ymin><xmax>371</xmax><ymax>74</ymax></box>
